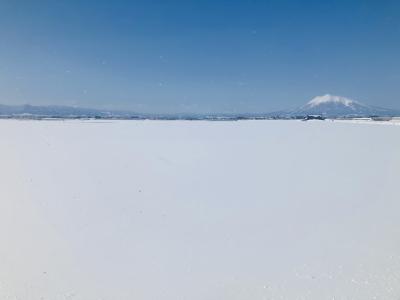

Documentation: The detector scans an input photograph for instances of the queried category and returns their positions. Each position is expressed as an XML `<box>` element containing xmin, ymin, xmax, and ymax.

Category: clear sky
<box><xmin>0</xmin><ymin>0</ymin><xmax>399</xmax><ymax>113</ymax></box>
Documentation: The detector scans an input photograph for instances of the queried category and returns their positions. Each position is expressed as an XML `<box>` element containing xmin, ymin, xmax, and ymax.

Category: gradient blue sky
<box><xmin>0</xmin><ymin>0</ymin><xmax>399</xmax><ymax>113</ymax></box>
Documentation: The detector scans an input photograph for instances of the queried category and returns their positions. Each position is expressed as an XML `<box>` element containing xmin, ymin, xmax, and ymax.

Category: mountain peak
<box><xmin>307</xmin><ymin>94</ymin><xmax>357</xmax><ymax>108</ymax></box>
<box><xmin>282</xmin><ymin>94</ymin><xmax>399</xmax><ymax>118</ymax></box>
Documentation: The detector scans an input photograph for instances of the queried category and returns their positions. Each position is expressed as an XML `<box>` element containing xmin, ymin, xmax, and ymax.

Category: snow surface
<box><xmin>1</xmin><ymin>119</ymin><xmax>400</xmax><ymax>300</ymax></box>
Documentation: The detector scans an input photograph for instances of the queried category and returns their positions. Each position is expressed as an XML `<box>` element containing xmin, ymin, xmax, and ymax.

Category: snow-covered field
<box><xmin>1</xmin><ymin>119</ymin><xmax>399</xmax><ymax>300</ymax></box>
<box><xmin>335</xmin><ymin>118</ymin><xmax>400</xmax><ymax>126</ymax></box>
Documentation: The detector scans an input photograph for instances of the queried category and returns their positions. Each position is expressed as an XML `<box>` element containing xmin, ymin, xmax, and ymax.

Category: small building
<box><xmin>303</xmin><ymin>115</ymin><xmax>325</xmax><ymax>121</ymax></box>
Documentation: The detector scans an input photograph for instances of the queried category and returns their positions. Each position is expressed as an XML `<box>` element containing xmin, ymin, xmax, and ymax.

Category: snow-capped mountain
<box><xmin>287</xmin><ymin>94</ymin><xmax>399</xmax><ymax>117</ymax></box>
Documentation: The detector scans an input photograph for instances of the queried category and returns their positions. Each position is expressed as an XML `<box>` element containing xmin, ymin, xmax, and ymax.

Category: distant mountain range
<box><xmin>0</xmin><ymin>95</ymin><xmax>399</xmax><ymax>119</ymax></box>
<box><xmin>0</xmin><ymin>104</ymin><xmax>140</xmax><ymax>119</ymax></box>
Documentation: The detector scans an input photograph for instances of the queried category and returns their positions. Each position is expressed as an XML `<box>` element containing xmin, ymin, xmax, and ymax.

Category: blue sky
<box><xmin>0</xmin><ymin>0</ymin><xmax>399</xmax><ymax>113</ymax></box>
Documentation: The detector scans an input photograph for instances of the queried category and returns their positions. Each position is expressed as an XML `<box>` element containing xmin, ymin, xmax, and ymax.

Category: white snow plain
<box><xmin>1</xmin><ymin>119</ymin><xmax>400</xmax><ymax>300</ymax></box>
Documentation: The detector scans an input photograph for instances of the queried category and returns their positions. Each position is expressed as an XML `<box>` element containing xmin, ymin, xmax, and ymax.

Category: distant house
<box><xmin>303</xmin><ymin>115</ymin><xmax>325</xmax><ymax>121</ymax></box>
